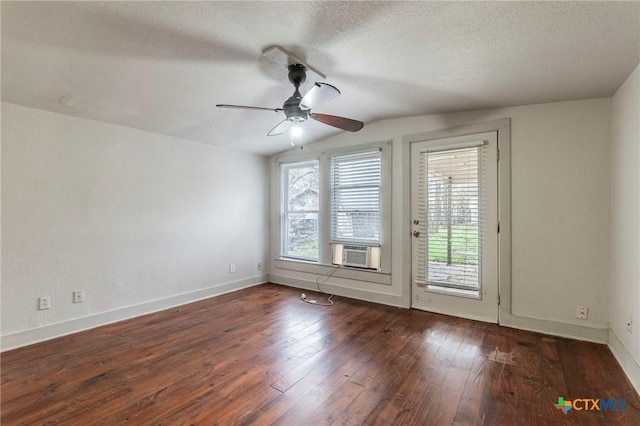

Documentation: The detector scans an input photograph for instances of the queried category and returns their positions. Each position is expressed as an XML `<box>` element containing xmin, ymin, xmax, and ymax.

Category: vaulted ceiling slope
<box><xmin>2</xmin><ymin>1</ymin><xmax>639</xmax><ymax>156</ymax></box>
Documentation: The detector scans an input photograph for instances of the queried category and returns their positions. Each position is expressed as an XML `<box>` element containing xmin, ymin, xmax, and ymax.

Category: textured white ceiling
<box><xmin>2</xmin><ymin>1</ymin><xmax>639</xmax><ymax>156</ymax></box>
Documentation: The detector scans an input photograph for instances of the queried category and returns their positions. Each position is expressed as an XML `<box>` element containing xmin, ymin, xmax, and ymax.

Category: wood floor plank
<box><xmin>269</xmin><ymin>301</ymin><xmax>394</xmax><ymax>393</ymax></box>
<box><xmin>365</xmin><ymin>322</ymin><xmax>444</xmax><ymax>424</ymax></box>
<box><xmin>2</xmin><ymin>284</ymin><xmax>639</xmax><ymax>425</ymax></box>
<box><xmin>358</xmin><ymin>315</ymin><xmax>452</xmax><ymax>424</ymax></box>
<box><xmin>245</xmin><ymin>307</ymin><xmax>401</xmax><ymax>425</ymax></box>
<box><xmin>389</xmin><ymin>317</ymin><xmax>474</xmax><ymax>426</ymax></box>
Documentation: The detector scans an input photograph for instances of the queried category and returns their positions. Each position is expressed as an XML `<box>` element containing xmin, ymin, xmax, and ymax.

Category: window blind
<box><xmin>415</xmin><ymin>143</ymin><xmax>487</xmax><ymax>294</ymax></box>
<box><xmin>330</xmin><ymin>150</ymin><xmax>382</xmax><ymax>243</ymax></box>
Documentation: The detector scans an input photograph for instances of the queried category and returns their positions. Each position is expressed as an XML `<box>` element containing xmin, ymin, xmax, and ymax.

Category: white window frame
<box><xmin>280</xmin><ymin>160</ymin><xmax>320</xmax><ymax>262</ymax></box>
<box><xmin>330</xmin><ymin>149</ymin><xmax>382</xmax><ymax>245</ymax></box>
<box><xmin>274</xmin><ymin>141</ymin><xmax>391</xmax><ymax>274</ymax></box>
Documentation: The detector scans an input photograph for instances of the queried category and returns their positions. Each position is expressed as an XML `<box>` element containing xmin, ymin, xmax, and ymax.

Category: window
<box><xmin>281</xmin><ymin>161</ymin><xmax>319</xmax><ymax>261</ymax></box>
<box><xmin>330</xmin><ymin>150</ymin><xmax>381</xmax><ymax>243</ymax></box>
<box><xmin>277</xmin><ymin>141</ymin><xmax>390</xmax><ymax>272</ymax></box>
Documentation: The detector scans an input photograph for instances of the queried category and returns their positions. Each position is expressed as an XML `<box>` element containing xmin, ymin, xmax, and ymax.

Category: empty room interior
<box><xmin>1</xmin><ymin>1</ymin><xmax>640</xmax><ymax>425</ymax></box>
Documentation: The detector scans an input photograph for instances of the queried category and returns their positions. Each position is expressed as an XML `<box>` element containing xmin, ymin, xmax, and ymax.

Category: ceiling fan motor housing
<box><xmin>287</xmin><ymin>64</ymin><xmax>306</xmax><ymax>87</ymax></box>
<box><xmin>283</xmin><ymin>93</ymin><xmax>307</xmax><ymax>122</ymax></box>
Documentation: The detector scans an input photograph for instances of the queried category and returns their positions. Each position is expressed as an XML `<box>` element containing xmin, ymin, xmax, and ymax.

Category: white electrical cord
<box><xmin>300</xmin><ymin>265</ymin><xmax>339</xmax><ymax>306</ymax></box>
<box><xmin>301</xmin><ymin>292</ymin><xmax>334</xmax><ymax>306</ymax></box>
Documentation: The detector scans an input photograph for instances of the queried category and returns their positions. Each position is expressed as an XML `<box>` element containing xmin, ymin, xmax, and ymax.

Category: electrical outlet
<box><xmin>627</xmin><ymin>316</ymin><xmax>633</xmax><ymax>334</ymax></box>
<box><xmin>576</xmin><ymin>306</ymin><xmax>588</xmax><ymax>320</ymax></box>
<box><xmin>38</xmin><ymin>296</ymin><xmax>50</xmax><ymax>310</ymax></box>
<box><xmin>73</xmin><ymin>290</ymin><xmax>84</xmax><ymax>303</ymax></box>
<box><xmin>229</xmin><ymin>264</ymin><xmax>236</xmax><ymax>273</ymax></box>
<box><xmin>257</xmin><ymin>262</ymin><xmax>262</xmax><ymax>271</ymax></box>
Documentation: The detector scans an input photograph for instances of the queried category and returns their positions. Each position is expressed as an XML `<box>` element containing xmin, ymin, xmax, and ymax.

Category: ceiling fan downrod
<box><xmin>283</xmin><ymin>64</ymin><xmax>308</xmax><ymax>122</ymax></box>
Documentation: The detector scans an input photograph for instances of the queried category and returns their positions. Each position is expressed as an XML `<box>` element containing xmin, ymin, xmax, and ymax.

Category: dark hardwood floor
<box><xmin>2</xmin><ymin>283</ymin><xmax>639</xmax><ymax>425</ymax></box>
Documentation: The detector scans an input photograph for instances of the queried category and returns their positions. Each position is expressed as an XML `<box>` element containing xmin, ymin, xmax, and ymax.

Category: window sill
<box><xmin>273</xmin><ymin>258</ymin><xmax>391</xmax><ymax>285</ymax></box>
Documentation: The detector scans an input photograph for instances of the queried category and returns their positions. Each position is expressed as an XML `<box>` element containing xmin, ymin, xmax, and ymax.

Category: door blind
<box><xmin>415</xmin><ymin>142</ymin><xmax>488</xmax><ymax>294</ymax></box>
<box><xmin>330</xmin><ymin>150</ymin><xmax>381</xmax><ymax>243</ymax></box>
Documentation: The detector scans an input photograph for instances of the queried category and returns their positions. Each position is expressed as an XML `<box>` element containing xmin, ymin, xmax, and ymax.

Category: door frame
<box><xmin>402</xmin><ymin>118</ymin><xmax>511</xmax><ymax>324</ymax></box>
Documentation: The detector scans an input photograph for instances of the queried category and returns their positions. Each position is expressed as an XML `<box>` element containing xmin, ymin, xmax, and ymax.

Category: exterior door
<box><xmin>410</xmin><ymin>131</ymin><xmax>499</xmax><ymax>323</ymax></box>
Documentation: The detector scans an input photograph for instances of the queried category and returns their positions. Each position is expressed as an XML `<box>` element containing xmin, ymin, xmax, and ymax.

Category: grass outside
<box><xmin>289</xmin><ymin>238</ymin><xmax>319</xmax><ymax>259</ymax></box>
<box><xmin>428</xmin><ymin>224</ymin><xmax>478</xmax><ymax>264</ymax></box>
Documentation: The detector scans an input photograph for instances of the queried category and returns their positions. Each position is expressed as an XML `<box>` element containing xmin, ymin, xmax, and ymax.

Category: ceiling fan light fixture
<box><xmin>291</xmin><ymin>125</ymin><xmax>303</xmax><ymax>137</ymax></box>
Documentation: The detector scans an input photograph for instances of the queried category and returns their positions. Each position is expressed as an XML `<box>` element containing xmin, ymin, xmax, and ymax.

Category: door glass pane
<box><xmin>426</xmin><ymin>147</ymin><xmax>481</xmax><ymax>293</ymax></box>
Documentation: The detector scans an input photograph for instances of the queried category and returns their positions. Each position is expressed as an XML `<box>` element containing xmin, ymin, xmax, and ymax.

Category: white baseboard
<box><xmin>270</xmin><ymin>273</ymin><xmax>610</xmax><ymax>344</ymax></box>
<box><xmin>500</xmin><ymin>313</ymin><xmax>609</xmax><ymax>343</ymax></box>
<box><xmin>269</xmin><ymin>273</ymin><xmax>406</xmax><ymax>308</ymax></box>
<box><xmin>1</xmin><ymin>275</ymin><xmax>267</xmax><ymax>352</ymax></box>
<box><xmin>411</xmin><ymin>305</ymin><xmax>497</xmax><ymax>324</ymax></box>
<box><xmin>393</xmin><ymin>303</ymin><xmax>609</xmax><ymax>343</ymax></box>
<box><xmin>608</xmin><ymin>329</ymin><xmax>640</xmax><ymax>394</ymax></box>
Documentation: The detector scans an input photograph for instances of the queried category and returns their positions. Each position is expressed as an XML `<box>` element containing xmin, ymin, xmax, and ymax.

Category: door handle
<box><xmin>412</xmin><ymin>230</ymin><xmax>420</xmax><ymax>238</ymax></box>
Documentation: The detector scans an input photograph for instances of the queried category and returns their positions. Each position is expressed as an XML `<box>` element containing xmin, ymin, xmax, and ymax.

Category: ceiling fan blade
<box><xmin>310</xmin><ymin>113</ymin><xmax>364</xmax><ymax>132</ymax></box>
<box><xmin>268</xmin><ymin>119</ymin><xmax>293</xmax><ymax>136</ymax></box>
<box><xmin>300</xmin><ymin>83</ymin><xmax>340</xmax><ymax>110</ymax></box>
<box><xmin>216</xmin><ymin>104</ymin><xmax>283</xmax><ymax>113</ymax></box>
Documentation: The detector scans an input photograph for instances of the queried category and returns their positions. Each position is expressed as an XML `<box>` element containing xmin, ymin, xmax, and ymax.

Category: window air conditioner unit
<box><xmin>331</xmin><ymin>243</ymin><xmax>381</xmax><ymax>270</ymax></box>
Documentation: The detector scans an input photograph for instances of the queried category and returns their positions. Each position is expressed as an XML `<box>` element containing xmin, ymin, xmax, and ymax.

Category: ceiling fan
<box><xmin>216</xmin><ymin>63</ymin><xmax>364</xmax><ymax>136</ymax></box>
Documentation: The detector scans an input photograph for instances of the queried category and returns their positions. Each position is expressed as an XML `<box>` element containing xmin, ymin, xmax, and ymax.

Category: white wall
<box><xmin>3</xmin><ymin>96</ymin><xmax>613</xmax><ymax>350</ymax></box>
<box><xmin>1</xmin><ymin>103</ymin><xmax>269</xmax><ymax>350</ymax></box>
<box><xmin>610</xmin><ymin>63</ymin><xmax>640</xmax><ymax>392</ymax></box>
<box><xmin>270</xmin><ymin>98</ymin><xmax>611</xmax><ymax>341</ymax></box>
